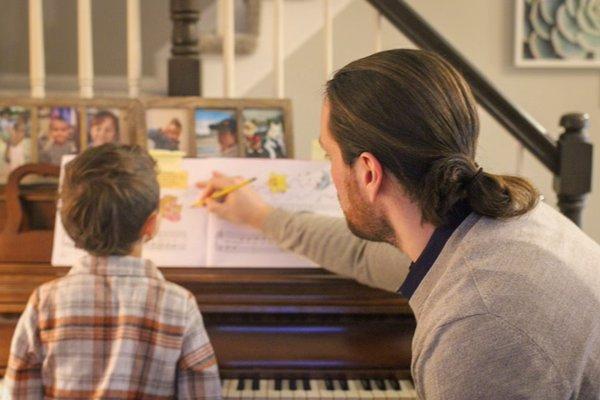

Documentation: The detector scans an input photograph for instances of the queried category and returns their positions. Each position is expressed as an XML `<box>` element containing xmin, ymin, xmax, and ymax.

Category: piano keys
<box><xmin>221</xmin><ymin>377</ymin><xmax>418</xmax><ymax>399</ymax></box>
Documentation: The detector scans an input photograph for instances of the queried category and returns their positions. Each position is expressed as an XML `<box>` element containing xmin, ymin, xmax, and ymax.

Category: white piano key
<box><xmin>240</xmin><ymin>378</ymin><xmax>257</xmax><ymax>399</ymax></box>
<box><xmin>304</xmin><ymin>379</ymin><xmax>322</xmax><ymax>399</ymax></box>
<box><xmin>292</xmin><ymin>378</ymin><xmax>307</xmax><ymax>399</ymax></box>
<box><xmin>348</xmin><ymin>379</ymin><xmax>373</xmax><ymax>399</ymax></box>
<box><xmin>315</xmin><ymin>379</ymin><xmax>335</xmax><ymax>399</ymax></box>
<box><xmin>221</xmin><ymin>379</ymin><xmax>235</xmax><ymax>399</ymax></box>
<box><xmin>280</xmin><ymin>379</ymin><xmax>295</xmax><ymax>400</ymax></box>
<box><xmin>399</xmin><ymin>380</ymin><xmax>418</xmax><ymax>400</ymax></box>
<box><xmin>256</xmin><ymin>380</ymin><xmax>270</xmax><ymax>399</ymax></box>
<box><xmin>228</xmin><ymin>378</ymin><xmax>246</xmax><ymax>399</ymax></box>
<box><xmin>380</xmin><ymin>379</ymin><xmax>402</xmax><ymax>399</ymax></box>
<box><xmin>331</xmin><ymin>380</ymin><xmax>347</xmax><ymax>399</ymax></box>
<box><xmin>267</xmin><ymin>379</ymin><xmax>281</xmax><ymax>399</ymax></box>
<box><xmin>369</xmin><ymin>379</ymin><xmax>386</xmax><ymax>400</ymax></box>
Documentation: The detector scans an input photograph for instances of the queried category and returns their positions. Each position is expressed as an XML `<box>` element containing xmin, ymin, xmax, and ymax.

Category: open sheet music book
<box><xmin>51</xmin><ymin>156</ymin><xmax>341</xmax><ymax>267</ymax></box>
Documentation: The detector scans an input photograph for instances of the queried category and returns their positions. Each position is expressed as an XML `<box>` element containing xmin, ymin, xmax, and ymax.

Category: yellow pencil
<box><xmin>193</xmin><ymin>177</ymin><xmax>257</xmax><ymax>207</ymax></box>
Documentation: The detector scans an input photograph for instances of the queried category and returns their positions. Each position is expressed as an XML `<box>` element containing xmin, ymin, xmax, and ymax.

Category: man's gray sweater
<box><xmin>263</xmin><ymin>202</ymin><xmax>600</xmax><ymax>399</ymax></box>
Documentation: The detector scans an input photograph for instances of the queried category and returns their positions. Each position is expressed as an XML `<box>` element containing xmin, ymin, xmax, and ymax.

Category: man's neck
<box><xmin>385</xmin><ymin>198</ymin><xmax>436</xmax><ymax>262</ymax></box>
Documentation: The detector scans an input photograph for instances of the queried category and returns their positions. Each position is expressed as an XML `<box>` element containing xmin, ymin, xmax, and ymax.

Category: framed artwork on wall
<box><xmin>514</xmin><ymin>0</ymin><xmax>600</xmax><ymax>68</ymax></box>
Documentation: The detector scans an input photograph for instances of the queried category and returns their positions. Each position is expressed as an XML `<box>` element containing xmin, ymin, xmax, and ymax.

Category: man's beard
<box><xmin>342</xmin><ymin>175</ymin><xmax>396</xmax><ymax>246</ymax></box>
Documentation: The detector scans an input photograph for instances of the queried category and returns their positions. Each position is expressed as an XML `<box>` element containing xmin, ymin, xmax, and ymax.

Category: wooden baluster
<box><xmin>29</xmin><ymin>0</ymin><xmax>45</xmax><ymax>98</ymax></box>
<box><xmin>374</xmin><ymin>10</ymin><xmax>382</xmax><ymax>52</ymax></box>
<box><xmin>273</xmin><ymin>0</ymin><xmax>284</xmax><ymax>98</ymax></box>
<box><xmin>169</xmin><ymin>0</ymin><xmax>201</xmax><ymax>96</ymax></box>
<box><xmin>515</xmin><ymin>144</ymin><xmax>525</xmax><ymax>175</ymax></box>
<box><xmin>78</xmin><ymin>0</ymin><xmax>94</xmax><ymax>98</ymax></box>
<box><xmin>324</xmin><ymin>0</ymin><xmax>333</xmax><ymax>80</ymax></box>
<box><xmin>222</xmin><ymin>0</ymin><xmax>235</xmax><ymax>98</ymax></box>
<box><xmin>554</xmin><ymin>113</ymin><xmax>593</xmax><ymax>227</ymax></box>
<box><xmin>127</xmin><ymin>0</ymin><xmax>142</xmax><ymax>98</ymax></box>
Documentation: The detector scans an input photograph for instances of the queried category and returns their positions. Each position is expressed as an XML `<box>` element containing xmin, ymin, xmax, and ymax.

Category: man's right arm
<box><xmin>200</xmin><ymin>173</ymin><xmax>410</xmax><ymax>292</ymax></box>
<box><xmin>263</xmin><ymin>208</ymin><xmax>410</xmax><ymax>292</ymax></box>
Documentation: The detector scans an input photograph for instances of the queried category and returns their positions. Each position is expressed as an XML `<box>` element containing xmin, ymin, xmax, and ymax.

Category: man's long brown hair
<box><xmin>326</xmin><ymin>49</ymin><xmax>538</xmax><ymax>225</ymax></box>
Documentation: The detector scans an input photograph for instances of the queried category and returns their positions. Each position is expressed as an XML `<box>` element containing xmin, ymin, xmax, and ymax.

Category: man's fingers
<box><xmin>205</xmin><ymin>198</ymin><xmax>226</xmax><ymax>216</ymax></box>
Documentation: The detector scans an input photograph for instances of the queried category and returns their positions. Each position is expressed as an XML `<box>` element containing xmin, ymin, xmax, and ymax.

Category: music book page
<box><xmin>51</xmin><ymin>156</ymin><xmax>340</xmax><ymax>267</ymax></box>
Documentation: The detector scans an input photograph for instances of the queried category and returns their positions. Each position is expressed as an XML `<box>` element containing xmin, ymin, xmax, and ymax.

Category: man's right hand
<box><xmin>197</xmin><ymin>172</ymin><xmax>274</xmax><ymax>230</ymax></box>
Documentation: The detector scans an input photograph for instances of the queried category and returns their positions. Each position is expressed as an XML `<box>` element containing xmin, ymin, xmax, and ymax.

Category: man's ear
<box><xmin>354</xmin><ymin>152</ymin><xmax>384</xmax><ymax>202</ymax></box>
<box><xmin>140</xmin><ymin>211</ymin><xmax>160</xmax><ymax>243</ymax></box>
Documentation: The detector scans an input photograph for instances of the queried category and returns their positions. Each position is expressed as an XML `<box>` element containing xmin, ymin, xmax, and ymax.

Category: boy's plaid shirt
<box><xmin>4</xmin><ymin>255</ymin><xmax>222</xmax><ymax>399</ymax></box>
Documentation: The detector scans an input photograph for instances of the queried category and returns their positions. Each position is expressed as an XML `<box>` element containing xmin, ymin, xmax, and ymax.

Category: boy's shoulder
<box><xmin>33</xmin><ymin>265</ymin><xmax>196</xmax><ymax>309</ymax></box>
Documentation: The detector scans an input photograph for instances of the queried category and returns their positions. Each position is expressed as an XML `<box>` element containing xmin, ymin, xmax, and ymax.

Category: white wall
<box><xmin>246</xmin><ymin>0</ymin><xmax>600</xmax><ymax>242</ymax></box>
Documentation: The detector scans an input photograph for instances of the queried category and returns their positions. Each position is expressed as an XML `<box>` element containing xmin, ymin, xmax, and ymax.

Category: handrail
<box><xmin>366</xmin><ymin>0</ymin><xmax>560</xmax><ymax>174</ymax></box>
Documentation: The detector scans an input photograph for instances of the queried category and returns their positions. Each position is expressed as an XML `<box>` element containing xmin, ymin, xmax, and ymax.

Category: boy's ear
<box><xmin>140</xmin><ymin>211</ymin><xmax>160</xmax><ymax>242</ymax></box>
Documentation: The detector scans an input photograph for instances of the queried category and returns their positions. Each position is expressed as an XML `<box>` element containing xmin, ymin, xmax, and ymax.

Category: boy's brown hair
<box><xmin>60</xmin><ymin>143</ymin><xmax>159</xmax><ymax>256</ymax></box>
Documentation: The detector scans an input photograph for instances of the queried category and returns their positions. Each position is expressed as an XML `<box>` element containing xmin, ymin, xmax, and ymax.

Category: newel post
<box><xmin>553</xmin><ymin>113</ymin><xmax>593</xmax><ymax>227</ymax></box>
<box><xmin>168</xmin><ymin>0</ymin><xmax>201</xmax><ymax>96</ymax></box>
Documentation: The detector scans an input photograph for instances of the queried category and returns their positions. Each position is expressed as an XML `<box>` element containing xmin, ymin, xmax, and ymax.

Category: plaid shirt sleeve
<box><xmin>176</xmin><ymin>295</ymin><xmax>222</xmax><ymax>400</ymax></box>
<box><xmin>4</xmin><ymin>289</ymin><xmax>43</xmax><ymax>400</ymax></box>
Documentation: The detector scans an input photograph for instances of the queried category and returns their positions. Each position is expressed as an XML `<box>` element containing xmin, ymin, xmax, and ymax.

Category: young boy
<box><xmin>38</xmin><ymin>116</ymin><xmax>78</xmax><ymax>165</ymax></box>
<box><xmin>4</xmin><ymin>144</ymin><xmax>221</xmax><ymax>399</ymax></box>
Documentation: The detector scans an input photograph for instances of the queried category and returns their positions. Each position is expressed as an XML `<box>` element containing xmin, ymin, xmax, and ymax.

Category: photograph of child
<box><xmin>87</xmin><ymin>108</ymin><xmax>120</xmax><ymax>147</ymax></box>
<box><xmin>242</xmin><ymin>108</ymin><xmax>287</xmax><ymax>158</ymax></box>
<box><xmin>145</xmin><ymin>108</ymin><xmax>189</xmax><ymax>153</ymax></box>
<box><xmin>37</xmin><ymin>107</ymin><xmax>79</xmax><ymax>165</ymax></box>
<box><xmin>0</xmin><ymin>107</ymin><xmax>31</xmax><ymax>182</ymax></box>
<box><xmin>195</xmin><ymin>109</ymin><xmax>238</xmax><ymax>158</ymax></box>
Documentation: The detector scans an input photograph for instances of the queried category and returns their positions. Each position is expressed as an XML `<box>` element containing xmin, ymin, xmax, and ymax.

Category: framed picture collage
<box><xmin>0</xmin><ymin>97</ymin><xmax>293</xmax><ymax>184</ymax></box>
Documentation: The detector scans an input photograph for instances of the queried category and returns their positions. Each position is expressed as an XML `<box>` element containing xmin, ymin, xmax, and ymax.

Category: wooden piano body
<box><xmin>0</xmin><ymin>165</ymin><xmax>417</xmax><ymax>398</ymax></box>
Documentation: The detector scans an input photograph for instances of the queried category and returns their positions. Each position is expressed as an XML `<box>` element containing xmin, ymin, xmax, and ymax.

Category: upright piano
<box><xmin>0</xmin><ymin>167</ymin><xmax>417</xmax><ymax>399</ymax></box>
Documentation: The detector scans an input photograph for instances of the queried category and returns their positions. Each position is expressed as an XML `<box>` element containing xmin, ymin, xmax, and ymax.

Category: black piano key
<box><xmin>375</xmin><ymin>378</ymin><xmax>386</xmax><ymax>390</ymax></box>
<box><xmin>325</xmin><ymin>378</ymin><xmax>334</xmax><ymax>391</ymax></box>
<box><xmin>275</xmin><ymin>378</ymin><xmax>283</xmax><ymax>391</ymax></box>
<box><xmin>360</xmin><ymin>379</ymin><xmax>372</xmax><ymax>390</ymax></box>
<box><xmin>289</xmin><ymin>379</ymin><xmax>297</xmax><ymax>391</ymax></box>
<box><xmin>339</xmin><ymin>379</ymin><xmax>349</xmax><ymax>391</ymax></box>
<box><xmin>302</xmin><ymin>378</ymin><xmax>311</xmax><ymax>391</ymax></box>
<box><xmin>251</xmin><ymin>378</ymin><xmax>259</xmax><ymax>391</ymax></box>
<box><xmin>388</xmin><ymin>379</ymin><xmax>401</xmax><ymax>391</ymax></box>
<box><xmin>236</xmin><ymin>378</ymin><xmax>245</xmax><ymax>391</ymax></box>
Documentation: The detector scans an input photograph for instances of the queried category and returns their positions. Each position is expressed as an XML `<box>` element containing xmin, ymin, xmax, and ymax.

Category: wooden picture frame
<box><xmin>0</xmin><ymin>102</ymin><xmax>34</xmax><ymax>184</ymax></box>
<box><xmin>141</xmin><ymin>98</ymin><xmax>195</xmax><ymax>156</ymax></box>
<box><xmin>0</xmin><ymin>97</ymin><xmax>139</xmax><ymax>185</ymax></box>
<box><xmin>0</xmin><ymin>96</ymin><xmax>293</xmax><ymax>185</ymax></box>
<box><xmin>140</xmin><ymin>97</ymin><xmax>294</xmax><ymax>159</ymax></box>
<box><xmin>80</xmin><ymin>98</ymin><xmax>140</xmax><ymax>149</ymax></box>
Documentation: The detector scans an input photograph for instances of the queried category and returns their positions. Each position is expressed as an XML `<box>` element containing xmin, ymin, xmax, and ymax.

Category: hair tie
<box><xmin>467</xmin><ymin>167</ymin><xmax>484</xmax><ymax>188</ymax></box>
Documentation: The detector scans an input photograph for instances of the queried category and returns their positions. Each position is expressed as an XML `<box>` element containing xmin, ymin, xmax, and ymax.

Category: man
<box><xmin>210</xmin><ymin>118</ymin><xmax>238</xmax><ymax>157</ymax></box>
<box><xmin>200</xmin><ymin>49</ymin><xmax>600</xmax><ymax>399</ymax></box>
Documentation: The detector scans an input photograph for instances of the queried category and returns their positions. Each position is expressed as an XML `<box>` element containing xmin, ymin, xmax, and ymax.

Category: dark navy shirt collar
<box><xmin>398</xmin><ymin>201</ymin><xmax>472</xmax><ymax>299</ymax></box>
